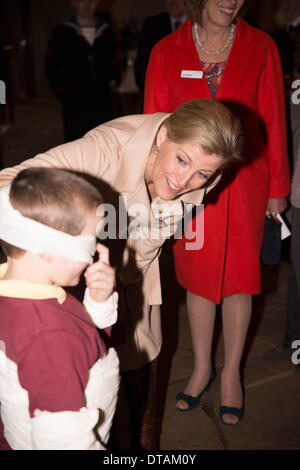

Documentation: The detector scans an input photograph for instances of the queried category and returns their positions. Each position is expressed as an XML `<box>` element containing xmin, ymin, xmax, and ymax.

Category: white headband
<box><xmin>0</xmin><ymin>185</ymin><xmax>96</xmax><ymax>263</ymax></box>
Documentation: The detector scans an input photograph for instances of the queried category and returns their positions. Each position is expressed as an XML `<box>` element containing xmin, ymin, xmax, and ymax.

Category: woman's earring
<box><xmin>154</xmin><ymin>146</ymin><xmax>159</xmax><ymax>155</ymax></box>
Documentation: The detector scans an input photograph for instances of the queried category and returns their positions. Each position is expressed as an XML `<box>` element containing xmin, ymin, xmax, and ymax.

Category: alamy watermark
<box><xmin>96</xmin><ymin>197</ymin><xmax>205</xmax><ymax>250</ymax></box>
<box><xmin>0</xmin><ymin>80</ymin><xmax>6</xmax><ymax>104</ymax></box>
<box><xmin>291</xmin><ymin>79</ymin><xmax>300</xmax><ymax>105</ymax></box>
<box><xmin>291</xmin><ymin>340</ymin><xmax>300</xmax><ymax>365</ymax></box>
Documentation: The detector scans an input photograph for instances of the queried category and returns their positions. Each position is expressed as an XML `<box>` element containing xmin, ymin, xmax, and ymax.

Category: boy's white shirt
<box><xmin>83</xmin><ymin>289</ymin><xmax>118</xmax><ymax>329</ymax></box>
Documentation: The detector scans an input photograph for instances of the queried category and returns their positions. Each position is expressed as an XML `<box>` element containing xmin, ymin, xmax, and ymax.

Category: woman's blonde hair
<box><xmin>163</xmin><ymin>99</ymin><xmax>243</xmax><ymax>184</ymax></box>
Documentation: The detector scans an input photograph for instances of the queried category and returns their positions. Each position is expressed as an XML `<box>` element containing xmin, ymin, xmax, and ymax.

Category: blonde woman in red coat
<box><xmin>144</xmin><ymin>0</ymin><xmax>290</xmax><ymax>425</ymax></box>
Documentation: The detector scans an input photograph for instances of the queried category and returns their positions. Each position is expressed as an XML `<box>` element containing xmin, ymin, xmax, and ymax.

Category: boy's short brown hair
<box><xmin>0</xmin><ymin>167</ymin><xmax>103</xmax><ymax>259</ymax></box>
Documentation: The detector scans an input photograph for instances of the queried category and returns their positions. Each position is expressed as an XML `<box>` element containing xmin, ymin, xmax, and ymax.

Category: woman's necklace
<box><xmin>192</xmin><ymin>23</ymin><xmax>236</xmax><ymax>56</ymax></box>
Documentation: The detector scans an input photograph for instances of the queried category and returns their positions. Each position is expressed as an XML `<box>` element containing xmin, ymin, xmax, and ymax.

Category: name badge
<box><xmin>181</xmin><ymin>70</ymin><xmax>203</xmax><ymax>79</ymax></box>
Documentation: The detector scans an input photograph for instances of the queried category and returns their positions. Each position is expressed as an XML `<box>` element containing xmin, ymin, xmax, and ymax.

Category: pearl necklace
<box><xmin>192</xmin><ymin>23</ymin><xmax>236</xmax><ymax>56</ymax></box>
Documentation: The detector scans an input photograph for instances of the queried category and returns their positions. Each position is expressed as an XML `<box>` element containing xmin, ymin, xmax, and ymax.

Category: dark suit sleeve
<box><xmin>108</xmin><ymin>27</ymin><xmax>119</xmax><ymax>83</ymax></box>
<box><xmin>257</xmin><ymin>36</ymin><xmax>290</xmax><ymax>197</ymax></box>
<box><xmin>45</xmin><ymin>26</ymin><xmax>67</xmax><ymax>100</ymax></box>
<box><xmin>272</xmin><ymin>28</ymin><xmax>294</xmax><ymax>77</ymax></box>
<box><xmin>135</xmin><ymin>14</ymin><xmax>172</xmax><ymax>93</ymax></box>
<box><xmin>135</xmin><ymin>18</ymin><xmax>156</xmax><ymax>92</ymax></box>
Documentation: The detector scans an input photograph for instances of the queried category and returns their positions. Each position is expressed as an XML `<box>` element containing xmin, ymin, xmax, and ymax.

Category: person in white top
<box><xmin>46</xmin><ymin>0</ymin><xmax>117</xmax><ymax>142</ymax></box>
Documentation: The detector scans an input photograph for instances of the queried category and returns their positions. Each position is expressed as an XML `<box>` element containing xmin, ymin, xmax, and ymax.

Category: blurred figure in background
<box><xmin>273</xmin><ymin>0</ymin><xmax>300</xmax><ymax>87</ymax></box>
<box><xmin>273</xmin><ymin>0</ymin><xmax>300</xmax><ymax>353</ymax></box>
<box><xmin>135</xmin><ymin>0</ymin><xmax>187</xmax><ymax>93</ymax></box>
<box><xmin>0</xmin><ymin>32</ymin><xmax>3</xmax><ymax>81</ymax></box>
<box><xmin>46</xmin><ymin>0</ymin><xmax>117</xmax><ymax>142</ymax></box>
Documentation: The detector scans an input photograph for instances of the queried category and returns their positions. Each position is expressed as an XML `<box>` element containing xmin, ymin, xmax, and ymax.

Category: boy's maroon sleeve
<box><xmin>103</xmin><ymin>326</ymin><xmax>112</xmax><ymax>337</ymax></box>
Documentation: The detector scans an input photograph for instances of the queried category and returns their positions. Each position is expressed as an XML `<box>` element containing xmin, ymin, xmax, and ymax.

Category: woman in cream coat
<box><xmin>0</xmin><ymin>99</ymin><xmax>242</xmax><ymax>449</ymax></box>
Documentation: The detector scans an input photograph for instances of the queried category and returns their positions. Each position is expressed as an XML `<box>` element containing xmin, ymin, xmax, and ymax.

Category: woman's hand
<box><xmin>84</xmin><ymin>243</ymin><xmax>115</xmax><ymax>303</ymax></box>
<box><xmin>266</xmin><ymin>197</ymin><xmax>288</xmax><ymax>216</ymax></box>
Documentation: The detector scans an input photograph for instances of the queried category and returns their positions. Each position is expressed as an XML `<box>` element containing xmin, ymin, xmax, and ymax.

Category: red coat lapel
<box><xmin>216</xmin><ymin>19</ymin><xmax>255</xmax><ymax>101</ymax></box>
<box><xmin>174</xmin><ymin>19</ymin><xmax>211</xmax><ymax>99</ymax></box>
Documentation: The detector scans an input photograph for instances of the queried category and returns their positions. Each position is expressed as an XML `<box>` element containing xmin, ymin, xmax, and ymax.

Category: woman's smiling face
<box><xmin>146</xmin><ymin>125</ymin><xmax>223</xmax><ymax>201</ymax></box>
<box><xmin>202</xmin><ymin>0</ymin><xmax>245</xmax><ymax>27</ymax></box>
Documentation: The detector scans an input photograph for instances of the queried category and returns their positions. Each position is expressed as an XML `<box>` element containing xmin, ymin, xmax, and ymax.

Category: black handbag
<box><xmin>260</xmin><ymin>215</ymin><xmax>282</xmax><ymax>265</ymax></box>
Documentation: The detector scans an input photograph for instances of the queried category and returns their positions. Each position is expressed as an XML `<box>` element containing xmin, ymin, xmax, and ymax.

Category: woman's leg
<box><xmin>221</xmin><ymin>293</ymin><xmax>252</xmax><ymax>424</ymax></box>
<box><xmin>176</xmin><ymin>291</ymin><xmax>216</xmax><ymax>410</ymax></box>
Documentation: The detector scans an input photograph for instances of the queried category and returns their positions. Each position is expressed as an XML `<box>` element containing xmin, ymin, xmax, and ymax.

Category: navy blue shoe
<box><xmin>219</xmin><ymin>404</ymin><xmax>244</xmax><ymax>425</ymax></box>
<box><xmin>176</xmin><ymin>369</ymin><xmax>215</xmax><ymax>412</ymax></box>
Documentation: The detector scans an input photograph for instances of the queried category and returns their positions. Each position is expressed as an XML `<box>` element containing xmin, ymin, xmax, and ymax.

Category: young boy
<box><xmin>0</xmin><ymin>167</ymin><xmax>119</xmax><ymax>450</ymax></box>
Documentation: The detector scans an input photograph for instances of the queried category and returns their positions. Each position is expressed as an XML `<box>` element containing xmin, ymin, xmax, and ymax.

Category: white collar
<box><xmin>170</xmin><ymin>14</ymin><xmax>188</xmax><ymax>30</ymax></box>
<box><xmin>291</xmin><ymin>15</ymin><xmax>300</xmax><ymax>28</ymax></box>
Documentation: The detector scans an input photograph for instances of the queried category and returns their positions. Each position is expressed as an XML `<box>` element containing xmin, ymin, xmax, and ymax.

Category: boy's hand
<box><xmin>84</xmin><ymin>244</ymin><xmax>115</xmax><ymax>303</ymax></box>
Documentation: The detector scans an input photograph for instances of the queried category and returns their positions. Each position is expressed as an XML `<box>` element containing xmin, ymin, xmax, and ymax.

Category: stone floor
<box><xmin>1</xmin><ymin>98</ymin><xmax>300</xmax><ymax>451</ymax></box>
<box><xmin>158</xmin><ymin>247</ymin><xmax>300</xmax><ymax>450</ymax></box>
